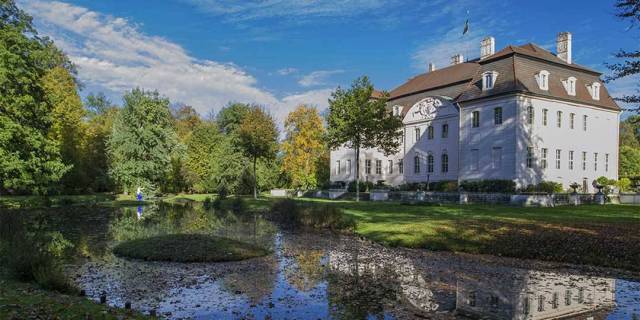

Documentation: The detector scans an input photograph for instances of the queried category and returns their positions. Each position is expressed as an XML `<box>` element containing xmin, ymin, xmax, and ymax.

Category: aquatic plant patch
<box><xmin>112</xmin><ymin>234</ymin><xmax>269</xmax><ymax>262</ymax></box>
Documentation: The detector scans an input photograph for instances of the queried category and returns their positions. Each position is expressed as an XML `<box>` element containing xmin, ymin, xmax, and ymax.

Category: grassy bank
<box><xmin>113</xmin><ymin>234</ymin><xmax>270</xmax><ymax>262</ymax></box>
<box><xmin>0</xmin><ymin>270</ymin><xmax>152</xmax><ymax>319</ymax></box>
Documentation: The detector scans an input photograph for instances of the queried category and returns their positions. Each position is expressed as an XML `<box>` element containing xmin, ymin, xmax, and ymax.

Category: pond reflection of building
<box><xmin>456</xmin><ymin>271</ymin><xmax>616</xmax><ymax>320</ymax></box>
<box><xmin>327</xmin><ymin>243</ymin><xmax>448</xmax><ymax>315</ymax></box>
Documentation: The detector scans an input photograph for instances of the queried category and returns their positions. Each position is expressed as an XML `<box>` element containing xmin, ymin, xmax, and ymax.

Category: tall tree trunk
<box><xmin>355</xmin><ymin>145</ymin><xmax>360</xmax><ymax>202</ymax></box>
<box><xmin>253</xmin><ymin>156</ymin><xmax>258</xmax><ymax>199</ymax></box>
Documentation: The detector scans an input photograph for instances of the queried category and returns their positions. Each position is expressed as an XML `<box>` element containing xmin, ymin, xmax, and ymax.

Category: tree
<box><xmin>620</xmin><ymin>145</ymin><xmax>640</xmax><ymax>178</ymax></box>
<box><xmin>606</xmin><ymin>0</ymin><xmax>640</xmax><ymax>113</ymax></box>
<box><xmin>107</xmin><ymin>88</ymin><xmax>179</xmax><ymax>194</ymax></box>
<box><xmin>237</xmin><ymin>106</ymin><xmax>278</xmax><ymax>199</ymax></box>
<box><xmin>42</xmin><ymin>66</ymin><xmax>87</xmax><ymax>192</ymax></box>
<box><xmin>620</xmin><ymin>115</ymin><xmax>640</xmax><ymax>147</ymax></box>
<box><xmin>216</xmin><ymin>102</ymin><xmax>251</xmax><ymax>135</ymax></box>
<box><xmin>326</xmin><ymin>76</ymin><xmax>403</xmax><ymax>201</ymax></box>
<box><xmin>0</xmin><ymin>0</ymin><xmax>70</xmax><ymax>194</ymax></box>
<box><xmin>82</xmin><ymin>93</ymin><xmax>118</xmax><ymax>192</ymax></box>
<box><xmin>282</xmin><ymin>105</ymin><xmax>328</xmax><ymax>189</ymax></box>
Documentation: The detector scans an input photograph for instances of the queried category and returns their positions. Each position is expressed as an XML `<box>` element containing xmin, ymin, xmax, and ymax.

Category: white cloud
<box><xmin>21</xmin><ymin>0</ymin><xmax>334</xmax><ymax>128</ymax></box>
<box><xmin>298</xmin><ymin>70</ymin><xmax>344</xmax><ymax>87</ymax></box>
<box><xmin>277</xmin><ymin>67</ymin><xmax>298</xmax><ymax>76</ymax></box>
<box><xmin>181</xmin><ymin>0</ymin><xmax>392</xmax><ymax>21</ymax></box>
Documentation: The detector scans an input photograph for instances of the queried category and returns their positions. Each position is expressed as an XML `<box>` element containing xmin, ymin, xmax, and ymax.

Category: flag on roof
<box><xmin>462</xmin><ymin>19</ymin><xmax>469</xmax><ymax>35</ymax></box>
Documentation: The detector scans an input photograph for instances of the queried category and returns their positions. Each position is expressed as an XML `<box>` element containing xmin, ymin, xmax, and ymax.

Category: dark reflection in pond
<box><xmin>5</xmin><ymin>203</ymin><xmax>640</xmax><ymax>319</ymax></box>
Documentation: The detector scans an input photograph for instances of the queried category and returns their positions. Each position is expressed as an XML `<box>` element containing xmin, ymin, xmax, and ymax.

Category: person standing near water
<box><xmin>136</xmin><ymin>186</ymin><xmax>144</xmax><ymax>201</ymax></box>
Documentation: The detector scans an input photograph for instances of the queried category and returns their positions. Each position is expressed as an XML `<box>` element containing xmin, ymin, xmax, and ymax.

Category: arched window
<box><xmin>482</xmin><ymin>71</ymin><xmax>498</xmax><ymax>91</ymax></box>
<box><xmin>414</xmin><ymin>155</ymin><xmax>420</xmax><ymax>173</ymax></box>
<box><xmin>427</xmin><ymin>153</ymin><xmax>434</xmax><ymax>173</ymax></box>
<box><xmin>441</xmin><ymin>153</ymin><xmax>449</xmax><ymax>173</ymax></box>
<box><xmin>427</xmin><ymin>125</ymin><xmax>434</xmax><ymax>139</ymax></box>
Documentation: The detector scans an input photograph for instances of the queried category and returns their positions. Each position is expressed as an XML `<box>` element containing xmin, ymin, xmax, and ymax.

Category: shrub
<box><xmin>521</xmin><ymin>181</ymin><xmax>563</xmax><ymax>194</ymax></box>
<box><xmin>212</xmin><ymin>196</ymin><xmax>222</xmax><ymax>209</ymax></box>
<box><xmin>203</xmin><ymin>197</ymin><xmax>212</xmax><ymax>209</ymax></box>
<box><xmin>347</xmin><ymin>181</ymin><xmax>374</xmax><ymax>192</ymax></box>
<box><xmin>217</xmin><ymin>184</ymin><xmax>229</xmax><ymax>200</ymax></box>
<box><xmin>269</xmin><ymin>199</ymin><xmax>355</xmax><ymax>230</ymax></box>
<box><xmin>231</xmin><ymin>197</ymin><xmax>246</xmax><ymax>214</ymax></box>
<box><xmin>58</xmin><ymin>197</ymin><xmax>75</xmax><ymax>206</ymax></box>
<box><xmin>597</xmin><ymin>176</ymin><xmax>617</xmax><ymax>195</ymax></box>
<box><xmin>617</xmin><ymin>178</ymin><xmax>632</xmax><ymax>192</ymax></box>
<box><xmin>460</xmin><ymin>179</ymin><xmax>516</xmax><ymax>193</ymax></box>
<box><xmin>0</xmin><ymin>213</ymin><xmax>77</xmax><ymax>294</ymax></box>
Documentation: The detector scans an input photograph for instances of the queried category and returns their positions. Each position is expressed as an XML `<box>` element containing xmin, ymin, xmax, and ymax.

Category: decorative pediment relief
<box><xmin>404</xmin><ymin>96</ymin><xmax>456</xmax><ymax>124</ymax></box>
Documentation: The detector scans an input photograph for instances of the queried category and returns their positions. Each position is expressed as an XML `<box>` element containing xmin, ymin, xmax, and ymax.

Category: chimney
<box><xmin>428</xmin><ymin>62</ymin><xmax>436</xmax><ymax>72</ymax></box>
<box><xmin>556</xmin><ymin>32</ymin><xmax>572</xmax><ymax>64</ymax></box>
<box><xmin>450</xmin><ymin>54</ymin><xmax>464</xmax><ymax>65</ymax></box>
<box><xmin>480</xmin><ymin>36</ymin><xmax>495</xmax><ymax>59</ymax></box>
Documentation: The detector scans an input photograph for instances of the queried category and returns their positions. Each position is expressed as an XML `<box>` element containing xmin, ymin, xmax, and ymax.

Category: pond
<box><xmin>5</xmin><ymin>202</ymin><xmax>640</xmax><ymax>319</ymax></box>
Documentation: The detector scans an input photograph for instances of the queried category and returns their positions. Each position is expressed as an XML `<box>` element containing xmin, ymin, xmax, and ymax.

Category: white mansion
<box><xmin>330</xmin><ymin>32</ymin><xmax>621</xmax><ymax>192</ymax></box>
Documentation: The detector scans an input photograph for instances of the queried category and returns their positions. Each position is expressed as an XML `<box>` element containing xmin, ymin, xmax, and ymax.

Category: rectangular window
<box><xmin>541</xmin><ymin>148</ymin><xmax>548</xmax><ymax>169</ymax></box>
<box><xmin>335</xmin><ymin>160</ymin><xmax>341</xmax><ymax>175</ymax></box>
<box><xmin>555</xmin><ymin>149</ymin><xmax>561</xmax><ymax>169</ymax></box>
<box><xmin>578</xmin><ymin>288</ymin><xmax>584</xmax><ymax>304</ymax></box>
<box><xmin>569</xmin><ymin>151</ymin><xmax>574</xmax><ymax>170</ymax></box>
<box><xmin>415</xmin><ymin>127</ymin><xmax>421</xmax><ymax>142</ymax></box>
<box><xmin>527</xmin><ymin>147</ymin><xmax>534</xmax><ymax>169</ymax></box>
<box><xmin>441</xmin><ymin>153</ymin><xmax>449</xmax><ymax>173</ymax></box>
<box><xmin>427</xmin><ymin>154</ymin><xmax>434</xmax><ymax>173</ymax></box>
<box><xmin>594</xmin><ymin>153</ymin><xmax>598</xmax><ymax>171</ymax></box>
<box><xmin>365</xmin><ymin>159</ymin><xmax>371</xmax><ymax>174</ymax></box>
<box><xmin>570</xmin><ymin>113</ymin><xmax>575</xmax><ymax>129</ymax></box>
<box><xmin>375</xmin><ymin>160</ymin><xmax>382</xmax><ymax>174</ymax></box>
<box><xmin>583</xmin><ymin>115</ymin><xmax>588</xmax><ymax>131</ymax></box>
<box><xmin>543</xmin><ymin>109</ymin><xmax>548</xmax><ymax>126</ymax></box>
<box><xmin>565</xmin><ymin>290</ymin><xmax>572</xmax><ymax>306</ymax></box>
<box><xmin>442</xmin><ymin>123</ymin><xmax>448</xmax><ymax>138</ymax></box>
<box><xmin>523</xmin><ymin>296</ymin><xmax>530</xmax><ymax>315</ymax></box>
<box><xmin>557</xmin><ymin>111</ymin><xmax>562</xmax><ymax>128</ymax></box>
<box><xmin>492</xmin><ymin>147</ymin><xmax>502</xmax><ymax>169</ymax></box>
<box><xmin>472</xmin><ymin>111</ymin><xmax>480</xmax><ymax>128</ymax></box>
<box><xmin>552</xmin><ymin>292</ymin><xmax>559</xmax><ymax>309</ymax></box>
<box><xmin>494</xmin><ymin>107</ymin><xmax>503</xmax><ymax>125</ymax></box>
<box><xmin>538</xmin><ymin>295</ymin><xmax>545</xmax><ymax>312</ymax></box>
<box><xmin>398</xmin><ymin>159</ymin><xmax>403</xmax><ymax>174</ymax></box>
<box><xmin>527</xmin><ymin>106</ymin><xmax>534</xmax><ymax>125</ymax></box>
<box><xmin>427</xmin><ymin>125</ymin><xmax>434</xmax><ymax>139</ymax></box>
<box><xmin>582</xmin><ymin>152</ymin><xmax>587</xmax><ymax>171</ymax></box>
<box><xmin>414</xmin><ymin>155</ymin><xmax>420</xmax><ymax>174</ymax></box>
<box><xmin>471</xmin><ymin>149</ymin><xmax>479</xmax><ymax>171</ymax></box>
<box><xmin>605</xmin><ymin>153</ymin><xmax>609</xmax><ymax>172</ymax></box>
<box><xmin>388</xmin><ymin>160</ymin><xmax>393</xmax><ymax>174</ymax></box>
<box><xmin>468</xmin><ymin>291</ymin><xmax>477</xmax><ymax>307</ymax></box>
<box><xmin>346</xmin><ymin>160</ymin><xmax>351</xmax><ymax>176</ymax></box>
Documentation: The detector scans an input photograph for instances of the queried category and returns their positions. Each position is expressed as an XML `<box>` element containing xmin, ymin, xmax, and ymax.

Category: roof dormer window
<box><xmin>392</xmin><ymin>105</ymin><xmax>402</xmax><ymax>116</ymax></box>
<box><xmin>562</xmin><ymin>76</ymin><xmax>577</xmax><ymax>96</ymax></box>
<box><xmin>587</xmin><ymin>82</ymin><xmax>601</xmax><ymax>100</ymax></box>
<box><xmin>482</xmin><ymin>71</ymin><xmax>498</xmax><ymax>91</ymax></box>
<box><xmin>535</xmin><ymin>70</ymin><xmax>550</xmax><ymax>91</ymax></box>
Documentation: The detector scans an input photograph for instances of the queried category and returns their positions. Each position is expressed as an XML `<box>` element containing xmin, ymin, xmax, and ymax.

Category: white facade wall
<box><xmin>330</xmin><ymin>94</ymin><xmax>620</xmax><ymax>190</ymax></box>
<box><xmin>515</xmin><ymin>95</ymin><xmax>619</xmax><ymax>191</ymax></box>
<box><xmin>459</xmin><ymin>96</ymin><xmax>519</xmax><ymax>182</ymax></box>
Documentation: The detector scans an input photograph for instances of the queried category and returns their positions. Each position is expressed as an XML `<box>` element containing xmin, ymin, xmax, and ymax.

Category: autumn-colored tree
<box><xmin>282</xmin><ymin>105</ymin><xmax>328</xmax><ymax>189</ymax></box>
<box><xmin>238</xmin><ymin>106</ymin><xmax>278</xmax><ymax>199</ymax></box>
<box><xmin>326</xmin><ymin>76</ymin><xmax>403</xmax><ymax>201</ymax></box>
<box><xmin>42</xmin><ymin>66</ymin><xmax>87</xmax><ymax>191</ymax></box>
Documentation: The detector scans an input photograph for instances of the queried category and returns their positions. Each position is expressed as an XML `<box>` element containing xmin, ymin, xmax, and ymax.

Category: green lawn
<box><xmin>299</xmin><ymin>199</ymin><xmax>640</xmax><ymax>271</ymax></box>
<box><xmin>113</xmin><ymin>234</ymin><xmax>270</xmax><ymax>262</ymax></box>
<box><xmin>0</xmin><ymin>270</ymin><xmax>153</xmax><ymax>319</ymax></box>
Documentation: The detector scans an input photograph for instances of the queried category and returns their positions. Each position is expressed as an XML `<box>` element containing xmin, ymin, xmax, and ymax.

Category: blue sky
<box><xmin>20</xmin><ymin>0</ymin><xmax>638</xmax><ymax>123</ymax></box>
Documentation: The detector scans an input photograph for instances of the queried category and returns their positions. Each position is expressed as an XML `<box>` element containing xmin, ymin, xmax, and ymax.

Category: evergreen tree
<box><xmin>107</xmin><ymin>88</ymin><xmax>179</xmax><ymax>194</ymax></box>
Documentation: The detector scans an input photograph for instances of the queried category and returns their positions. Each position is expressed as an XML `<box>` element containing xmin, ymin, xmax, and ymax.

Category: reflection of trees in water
<box><xmin>219</xmin><ymin>256</ymin><xmax>278</xmax><ymax>304</ymax></box>
<box><xmin>281</xmin><ymin>238</ymin><xmax>325</xmax><ymax>292</ymax></box>
<box><xmin>110</xmin><ymin>202</ymin><xmax>277</xmax><ymax>250</ymax></box>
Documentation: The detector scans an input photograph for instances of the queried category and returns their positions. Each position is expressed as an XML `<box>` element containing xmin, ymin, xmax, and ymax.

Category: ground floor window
<box><xmin>541</xmin><ymin>148</ymin><xmax>548</xmax><ymax>169</ymax></box>
<box><xmin>441</xmin><ymin>153</ymin><xmax>448</xmax><ymax>173</ymax></box>
<box><xmin>527</xmin><ymin>147</ymin><xmax>534</xmax><ymax>168</ymax></box>
<box><xmin>492</xmin><ymin>147</ymin><xmax>502</xmax><ymax>169</ymax></box>
<box><xmin>346</xmin><ymin>160</ymin><xmax>351</xmax><ymax>176</ymax></box>
<box><xmin>399</xmin><ymin>159</ymin><xmax>404</xmax><ymax>174</ymax></box>
<box><xmin>375</xmin><ymin>159</ymin><xmax>382</xmax><ymax>174</ymax></box>
<box><xmin>388</xmin><ymin>159</ymin><xmax>393</xmax><ymax>174</ymax></box>
<box><xmin>335</xmin><ymin>160</ymin><xmax>341</xmax><ymax>175</ymax></box>
<box><xmin>427</xmin><ymin>154</ymin><xmax>434</xmax><ymax>173</ymax></box>
<box><xmin>594</xmin><ymin>153</ymin><xmax>598</xmax><ymax>171</ymax></box>
<box><xmin>569</xmin><ymin>151</ymin><xmax>574</xmax><ymax>170</ymax></box>
<box><xmin>414</xmin><ymin>155</ymin><xmax>420</xmax><ymax>173</ymax></box>
<box><xmin>365</xmin><ymin>159</ymin><xmax>371</xmax><ymax>174</ymax></box>
<box><xmin>555</xmin><ymin>149</ymin><xmax>561</xmax><ymax>169</ymax></box>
